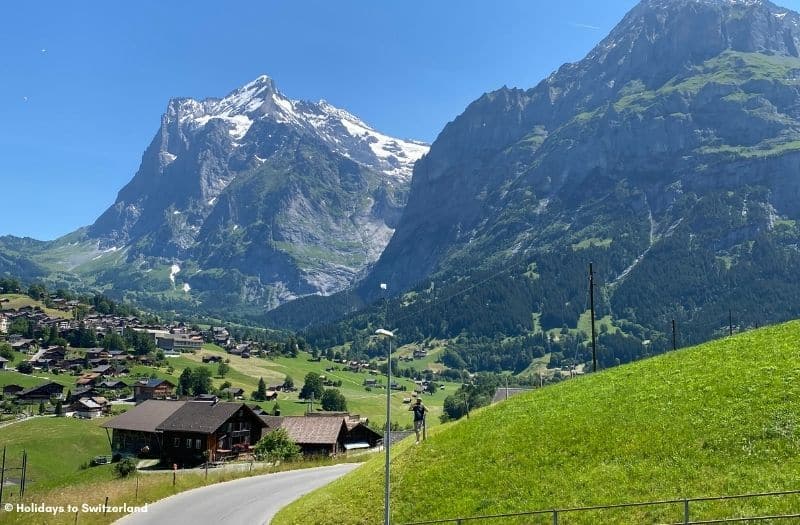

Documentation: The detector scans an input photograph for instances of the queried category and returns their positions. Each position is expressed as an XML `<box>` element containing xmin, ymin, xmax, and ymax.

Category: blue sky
<box><xmin>3</xmin><ymin>0</ymin><xmax>798</xmax><ymax>240</ymax></box>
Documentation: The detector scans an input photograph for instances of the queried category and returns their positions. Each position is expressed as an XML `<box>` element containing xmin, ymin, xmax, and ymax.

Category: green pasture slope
<box><xmin>0</xmin><ymin>417</ymin><xmax>114</xmax><ymax>493</ymax></box>
<box><xmin>275</xmin><ymin>321</ymin><xmax>800</xmax><ymax>524</ymax></box>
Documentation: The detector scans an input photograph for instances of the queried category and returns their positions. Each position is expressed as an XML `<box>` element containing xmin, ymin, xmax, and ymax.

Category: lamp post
<box><xmin>375</xmin><ymin>327</ymin><xmax>394</xmax><ymax>525</ymax></box>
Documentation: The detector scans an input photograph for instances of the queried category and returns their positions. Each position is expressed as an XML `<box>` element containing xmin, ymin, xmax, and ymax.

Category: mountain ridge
<box><xmin>0</xmin><ymin>74</ymin><xmax>429</xmax><ymax>315</ymax></box>
<box><xmin>265</xmin><ymin>0</ymin><xmax>800</xmax><ymax>364</ymax></box>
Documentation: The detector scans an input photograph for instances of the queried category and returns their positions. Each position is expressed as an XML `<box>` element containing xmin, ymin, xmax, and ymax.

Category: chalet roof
<box><xmin>101</xmin><ymin>400</ymin><xmax>187</xmax><ymax>432</ymax></box>
<box><xmin>76</xmin><ymin>397</ymin><xmax>104</xmax><ymax>410</ymax></box>
<box><xmin>138</xmin><ymin>378</ymin><xmax>175</xmax><ymax>389</ymax></box>
<box><xmin>18</xmin><ymin>381</ymin><xmax>63</xmax><ymax>396</ymax></box>
<box><xmin>259</xmin><ymin>415</ymin><xmax>284</xmax><ymax>430</ymax></box>
<box><xmin>71</xmin><ymin>386</ymin><xmax>96</xmax><ymax>398</ymax></box>
<box><xmin>278</xmin><ymin>416</ymin><xmax>347</xmax><ymax>445</ymax></box>
<box><xmin>0</xmin><ymin>357</ymin><xmax>8</xmax><ymax>363</ymax></box>
<box><xmin>157</xmin><ymin>402</ymin><xmax>266</xmax><ymax>434</ymax></box>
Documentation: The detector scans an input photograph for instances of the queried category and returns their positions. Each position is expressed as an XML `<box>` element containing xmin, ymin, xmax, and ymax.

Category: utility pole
<box><xmin>0</xmin><ymin>445</ymin><xmax>6</xmax><ymax>505</ymax></box>
<box><xmin>672</xmin><ymin>319</ymin><xmax>677</xmax><ymax>351</ymax></box>
<box><xmin>589</xmin><ymin>262</ymin><xmax>597</xmax><ymax>372</ymax></box>
<box><xmin>377</xmin><ymin>281</ymin><xmax>393</xmax><ymax>525</ymax></box>
<box><xmin>20</xmin><ymin>450</ymin><xmax>27</xmax><ymax>500</ymax></box>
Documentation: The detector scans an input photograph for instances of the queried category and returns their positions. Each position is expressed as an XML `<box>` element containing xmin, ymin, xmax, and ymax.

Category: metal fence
<box><xmin>401</xmin><ymin>488</ymin><xmax>800</xmax><ymax>525</ymax></box>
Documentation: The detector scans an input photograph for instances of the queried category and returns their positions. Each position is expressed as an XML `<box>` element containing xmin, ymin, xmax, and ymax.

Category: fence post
<box><xmin>683</xmin><ymin>498</ymin><xmax>689</xmax><ymax>524</ymax></box>
<box><xmin>74</xmin><ymin>510</ymin><xmax>79</xmax><ymax>524</ymax></box>
<box><xmin>104</xmin><ymin>496</ymin><xmax>109</xmax><ymax>515</ymax></box>
<box><xmin>553</xmin><ymin>509</ymin><xmax>559</xmax><ymax>525</ymax></box>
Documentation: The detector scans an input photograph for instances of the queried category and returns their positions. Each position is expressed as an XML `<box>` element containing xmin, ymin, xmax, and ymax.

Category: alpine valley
<box><xmin>7</xmin><ymin>0</ymin><xmax>800</xmax><ymax>374</ymax></box>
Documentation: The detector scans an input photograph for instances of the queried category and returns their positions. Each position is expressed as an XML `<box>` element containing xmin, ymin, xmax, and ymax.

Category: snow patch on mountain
<box><xmin>170</xmin><ymin>75</ymin><xmax>428</xmax><ymax>182</ymax></box>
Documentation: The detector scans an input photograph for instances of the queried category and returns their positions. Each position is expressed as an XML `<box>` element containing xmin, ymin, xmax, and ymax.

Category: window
<box><xmin>186</xmin><ymin>438</ymin><xmax>192</xmax><ymax>449</ymax></box>
<box><xmin>195</xmin><ymin>439</ymin><xmax>201</xmax><ymax>450</ymax></box>
<box><xmin>173</xmin><ymin>437</ymin><xmax>179</xmax><ymax>447</ymax></box>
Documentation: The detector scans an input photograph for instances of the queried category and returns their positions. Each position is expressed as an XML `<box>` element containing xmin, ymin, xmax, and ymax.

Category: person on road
<box><xmin>410</xmin><ymin>398</ymin><xmax>428</xmax><ymax>443</ymax></box>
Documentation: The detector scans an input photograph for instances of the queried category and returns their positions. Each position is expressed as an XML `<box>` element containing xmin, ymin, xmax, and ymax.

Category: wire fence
<box><xmin>401</xmin><ymin>488</ymin><xmax>800</xmax><ymax>525</ymax></box>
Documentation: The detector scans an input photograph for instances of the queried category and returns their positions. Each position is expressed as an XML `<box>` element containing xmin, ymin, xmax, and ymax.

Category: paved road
<box><xmin>115</xmin><ymin>463</ymin><xmax>359</xmax><ymax>525</ymax></box>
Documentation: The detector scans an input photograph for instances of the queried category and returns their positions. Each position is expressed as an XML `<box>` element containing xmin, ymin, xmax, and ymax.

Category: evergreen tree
<box><xmin>253</xmin><ymin>377</ymin><xmax>267</xmax><ymax>401</ymax></box>
<box><xmin>178</xmin><ymin>368</ymin><xmax>193</xmax><ymax>396</ymax></box>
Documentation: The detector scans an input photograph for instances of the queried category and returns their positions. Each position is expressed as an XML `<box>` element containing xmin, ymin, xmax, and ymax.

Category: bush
<box><xmin>114</xmin><ymin>457</ymin><xmax>137</xmax><ymax>478</ymax></box>
<box><xmin>17</xmin><ymin>361</ymin><xmax>33</xmax><ymax>374</ymax></box>
<box><xmin>253</xmin><ymin>428</ymin><xmax>300</xmax><ymax>462</ymax></box>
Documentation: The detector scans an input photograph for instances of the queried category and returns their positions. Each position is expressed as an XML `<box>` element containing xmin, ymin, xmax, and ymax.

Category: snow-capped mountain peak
<box><xmin>169</xmin><ymin>75</ymin><xmax>428</xmax><ymax>181</ymax></box>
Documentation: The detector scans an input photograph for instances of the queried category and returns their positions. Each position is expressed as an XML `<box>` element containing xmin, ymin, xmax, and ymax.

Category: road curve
<box><xmin>114</xmin><ymin>463</ymin><xmax>360</xmax><ymax>525</ymax></box>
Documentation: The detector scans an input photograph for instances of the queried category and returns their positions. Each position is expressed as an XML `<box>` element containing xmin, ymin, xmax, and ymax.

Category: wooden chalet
<box><xmin>133</xmin><ymin>378</ymin><xmax>175</xmax><ymax>402</ymax></box>
<box><xmin>101</xmin><ymin>400</ymin><xmax>187</xmax><ymax>457</ymax></box>
<box><xmin>16</xmin><ymin>382</ymin><xmax>64</xmax><ymax>402</ymax></box>
<box><xmin>268</xmin><ymin>415</ymin><xmax>348</xmax><ymax>456</ymax></box>
<box><xmin>156</xmin><ymin>401</ymin><xmax>266</xmax><ymax>465</ymax></box>
<box><xmin>72</xmin><ymin>396</ymin><xmax>109</xmax><ymax>419</ymax></box>
<box><xmin>2</xmin><ymin>384</ymin><xmax>24</xmax><ymax>397</ymax></box>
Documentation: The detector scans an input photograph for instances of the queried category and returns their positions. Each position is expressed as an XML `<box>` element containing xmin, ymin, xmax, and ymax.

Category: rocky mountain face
<box><xmin>278</xmin><ymin>0</ymin><xmax>800</xmax><ymax>348</ymax></box>
<box><xmin>2</xmin><ymin>76</ymin><xmax>427</xmax><ymax>316</ymax></box>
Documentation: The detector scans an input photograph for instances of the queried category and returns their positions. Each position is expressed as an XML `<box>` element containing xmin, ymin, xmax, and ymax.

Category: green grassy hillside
<box><xmin>0</xmin><ymin>417</ymin><xmax>114</xmax><ymax>493</ymax></box>
<box><xmin>274</xmin><ymin>321</ymin><xmax>800</xmax><ymax>524</ymax></box>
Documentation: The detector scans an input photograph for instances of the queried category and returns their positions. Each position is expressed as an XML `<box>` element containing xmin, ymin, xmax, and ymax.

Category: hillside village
<box><xmin>0</xmin><ymin>284</ymin><xmax>456</xmax><ymax>475</ymax></box>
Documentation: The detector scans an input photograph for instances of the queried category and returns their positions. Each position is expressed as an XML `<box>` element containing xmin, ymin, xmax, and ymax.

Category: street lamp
<box><xmin>375</xmin><ymin>327</ymin><xmax>395</xmax><ymax>525</ymax></box>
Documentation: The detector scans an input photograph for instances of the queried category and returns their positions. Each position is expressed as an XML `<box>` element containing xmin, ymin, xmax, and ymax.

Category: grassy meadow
<box><xmin>274</xmin><ymin>320</ymin><xmax>800</xmax><ymax>524</ymax></box>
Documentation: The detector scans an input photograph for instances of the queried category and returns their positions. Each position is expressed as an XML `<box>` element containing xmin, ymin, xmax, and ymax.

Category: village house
<box><xmin>210</xmin><ymin>326</ymin><xmax>230</xmax><ymax>347</ymax></box>
<box><xmin>10</xmin><ymin>338</ymin><xmax>35</xmax><ymax>352</ymax></box>
<box><xmin>2</xmin><ymin>384</ymin><xmax>24</xmax><ymax>397</ymax></box>
<box><xmin>72</xmin><ymin>396</ymin><xmax>110</xmax><ymax>419</ymax></box>
<box><xmin>257</xmin><ymin>412</ymin><xmax>383</xmax><ymax>456</ymax></box>
<box><xmin>156</xmin><ymin>334</ymin><xmax>203</xmax><ymax>352</ymax></box>
<box><xmin>16</xmin><ymin>382</ymin><xmax>64</xmax><ymax>403</ymax></box>
<box><xmin>264</xmin><ymin>415</ymin><xmax>348</xmax><ymax>456</ymax></box>
<box><xmin>98</xmin><ymin>380</ymin><xmax>127</xmax><ymax>391</ymax></box>
<box><xmin>0</xmin><ymin>356</ymin><xmax>7</xmax><ymax>370</ymax></box>
<box><xmin>157</xmin><ymin>401</ymin><xmax>266</xmax><ymax>465</ymax></box>
<box><xmin>343</xmin><ymin>417</ymin><xmax>382</xmax><ymax>450</ymax></box>
<box><xmin>221</xmin><ymin>387</ymin><xmax>245</xmax><ymax>399</ymax></box>
<box><xmin>101</xmin><ymin>400</ymin><xmax>188</xmax><ymax>457</ymax></box>
<box><xmin>0</xmin><ymin>313</ymin><xmax>8</xmax><ymax>334</ymax></box>
<box><xmin>264</xmin><ymin>390</ymin><xmax>278</xmax><ymax>401</ymax></box>
<box><xmin>134</xmin><ymin>378</ymin><xmax>175</xmax><ymax>402</ymax></box>
<box><xmin>69</xmin><ymin>385</ymin><xmax>99</xmax><ymax>401</ymax></box>
<box><xmin>76</xmin><ymin>372</ymin><xmax>103</xmax><ymax>386</ymax></box>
